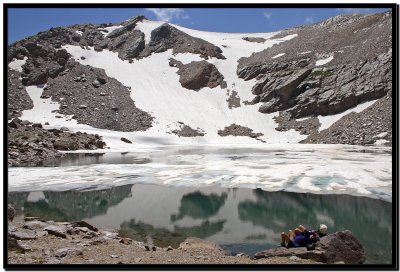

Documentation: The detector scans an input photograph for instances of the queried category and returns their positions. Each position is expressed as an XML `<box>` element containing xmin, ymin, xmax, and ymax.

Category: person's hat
<box><xmin>320</xmin><ymin>224</ymin><xmax>328</xmax><ymax>234</ymax></box>
<box><xmin>298</xmin><ymin>225</ymin><xmax>306</xmax><ymax>232</ymax></box>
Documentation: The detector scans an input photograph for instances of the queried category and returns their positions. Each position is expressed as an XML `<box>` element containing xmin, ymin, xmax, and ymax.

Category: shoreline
<box><xmin>8</xmin><ymin>216</ymin><xmax>321</xmax><ymax>265</ymax></box>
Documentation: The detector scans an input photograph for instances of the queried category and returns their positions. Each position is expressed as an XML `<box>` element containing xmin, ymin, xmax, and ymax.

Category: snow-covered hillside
<box><xmin>7</xmin><ymin>13</ymin><xmax>392</xmax><ymax>150</ymax></box>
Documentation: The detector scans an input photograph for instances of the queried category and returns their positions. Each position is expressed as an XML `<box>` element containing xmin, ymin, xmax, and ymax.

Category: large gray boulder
<box><xmin>254</xmin><ymin>230</ymin><xmax>366</xmax><ymax>264</ymax></box>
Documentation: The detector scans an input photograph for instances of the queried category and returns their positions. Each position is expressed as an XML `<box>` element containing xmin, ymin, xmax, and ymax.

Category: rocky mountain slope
<box><xmin>7</xmin><ymin>12</ymin><xmax>392</xmax><ymax>147</ymax></box>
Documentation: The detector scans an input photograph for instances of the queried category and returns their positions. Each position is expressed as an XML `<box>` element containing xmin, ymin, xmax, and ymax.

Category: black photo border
<box><xmin>3</xmin><ymin>2</ymin><xmax>399</xmax><ymax>271</ymax></box>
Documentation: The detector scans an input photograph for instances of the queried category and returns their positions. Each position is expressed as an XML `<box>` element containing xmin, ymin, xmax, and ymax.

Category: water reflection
<box><xmin>8</xmin><ymin>184</ymin><xmax>392</xmax><ymax>264</ymax></box>
<box><xmin>8</xmin><ymin>184</ymin><xmax>132</xmax><ymax>221</ymax></box>
<box><xmin>119</xmin><ymin>219</ymin><xmax>226</xmax><ymax>248</ymax></box>
<box><xmin>238</xmin><ymin>189</ymin><xmax>392</xmax><ymax>263</ymax></box>
<box><xmin>171</xmin><ymin>191</ymin><xmax>227</xmax><ymax>222</ymax></box>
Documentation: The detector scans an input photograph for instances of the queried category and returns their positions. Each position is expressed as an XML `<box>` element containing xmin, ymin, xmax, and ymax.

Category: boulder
<box><xmin>45</xmin><ymin>225</ymin><xmax>67</xmax><ymax>238</ymax></box>
<box><xmin>55</xmin><ymin>247</ymin><xmax>83</xmax><ymax>258</ymax></box>
<box><xmin>254</xmin><ymin>230</ymin><xmax>366</xmax><ymax>264</ymax></box>
<box><xmin>9</xmin><ymin>230</ymin><xmax>37</xmax><ymax>240</ymax></box>
<box><xmin>120</xmin><ymin>137</ymin><xmax>132</xmax><ymax>144</ymax></box>
<box><xmin>23</xmin><ymin>220</ymin><xmax>48</xmax><ymax>230</ymax></box>
<box><xmin>71</xmin><ymin>220</ymin><xmax>98</xmax><ymax>232</ymax></box>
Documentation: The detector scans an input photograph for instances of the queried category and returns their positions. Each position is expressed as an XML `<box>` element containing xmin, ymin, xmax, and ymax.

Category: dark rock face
<box><xmin>120</xmin><ymin>137</ymin><xmax>132</xmax><ymax>144</ymax></box>
<box><xmin>7</xmin><ymin>69</ymin><xmax>33</xmax><ymax>120</ymax></box>
<box><xmin>301</xmin><ymin>94</ymin><xmax>392</xmax><ymax>146</ymax></box>
<box><xmin>108</xmin><ymin>29</ymin><xmax>145</xmax><ymax>60</ymax></box>
<box><xmin>242</xmin><ymin>37</ymin><xmax>266</xmax><ymax>43</ymax></box>
<box><xmin>141</xmin><ymin>24</ymin><xmax>225</xmax><ymax>60</ymax></box>
<box><xmin>218</xmin><ymin>124</ymin><xmax>263</xmax><ymax>139</ymax></box>
<box><xmin>8</xmin><ymin>118</ymin><xmax>107</xmax><ymax>166</ymax></box>
<box><xmin>42</xmin><ymin>62</ymin><xmax>153</xmax><ymax>132</ymax></box>
<box><xmin>171</xmin><ymin>124</ymin><xmax>205</xmax><ymax>137</ymax></box>
<box><xmin>237</xmin><ymin>12</ymin><xmax>392</xmax><ymax>120</ymax></box>
<box><xmin>255</xmin><ymin>230</ymin><xmax>366</xmax><ymax>264</ymax></box>
<box><xmin>169</xmin><ymin>59</ymin><xmax>226</xmax><ymax>91</ymax></box>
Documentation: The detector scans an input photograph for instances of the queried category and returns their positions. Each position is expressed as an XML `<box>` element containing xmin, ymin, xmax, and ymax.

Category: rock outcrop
<box><xmin>237</xmin><ymin>12</ymin><xmax>392</xmax><ymax>120</ymax></box>
<box><xmin>8</xmin><ymin>118</ymin><xmax>107</xmax><ymax>166</ymax></box>
<box><xmin>218</xmin><ymin>124</ymin><xmax>264</xmax><ymax>140</ymax></box>
<box><xmin>254</xmin><ymin>230</ymin><xmax>366</xmax><ymax>264</ymax></box>
<box><xmin>7</xmin><ymin>69</ymin><xmax>33</xmax><ymax>120</ymax></box>
<box><xmin>141</xmin><ymin>23</ymin><xmax>225</xmax><ymax>60</ymax></box>
<box><xmin>169</xmin><ymin>59</ymin><xmax>227</xmax><ymax>91</ymax></box>
<box><xmin>171</xmin><ymin>123</ymin><xmax>205</xmax><ymax>137</ymax></box>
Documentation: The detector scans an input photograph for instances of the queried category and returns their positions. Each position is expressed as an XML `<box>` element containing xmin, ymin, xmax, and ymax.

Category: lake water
<box><xmin>8</xmin><ymin>145</ymin><xmax>393</xmax><ymax>264</ymax></box>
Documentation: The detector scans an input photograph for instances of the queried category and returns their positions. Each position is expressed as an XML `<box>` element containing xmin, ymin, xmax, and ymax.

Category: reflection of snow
<box><xmin>27</xmin><ymin>191</ymin><xmax>47</xmax><ymax>202</ymax></box>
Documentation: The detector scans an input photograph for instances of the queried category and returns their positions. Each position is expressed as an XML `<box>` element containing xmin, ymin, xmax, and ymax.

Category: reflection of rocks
<box><xmin>171</xmin><ymin>191</ymin><xmax>227</xmax><ymax>221</ymax></box>
<box><xmin>174</xmin><ymin>220</ymin><xmax>226</xmax><ymax>239</ymax></box>
<box><xmin>237</xmin><ymin>189</ymin><xmax>391</xmax><ymax>263</ymax></box>
<box><xmin>119</xmin><ymin>218</ymin><xmax>226</xmax><ymax>248</ymax></box>
<box><xmin>8</xmin><ymin>184</ymin><xmax>133</xmax><ymax>221</ymax></box>
<box><xmin>255</xmin><ymin>230</ymin><xmax>366</xmax><ymax>264</ymax></box>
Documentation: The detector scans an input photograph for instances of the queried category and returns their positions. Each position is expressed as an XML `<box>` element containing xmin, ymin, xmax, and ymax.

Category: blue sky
<box><xmin>7</xmin><ymin>7</ymin><xmax>392</xmax><ymax>44</ymax></box>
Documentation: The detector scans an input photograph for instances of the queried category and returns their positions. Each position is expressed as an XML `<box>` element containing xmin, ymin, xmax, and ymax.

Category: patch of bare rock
<box><xmin>8</xmin><ymin>118</ymin><xmax>106</xmax><ymax>166</ymax></box>
<box><xmin>170</xmin><ymin>123</ymin><xmax>205</xmax><ymax>137</ymax></box>
<box><xmin>42</xmin><ymin>61</ymin><xmax>153</xmax><ymax>132</ymax></box>
<box><xmin>226</xmin><ymin>90</ymin><xmax>241</xmax><ymax>109</ymax></box>
<box><xmin>169</xmin><ymin>58</ymin><xmax>227</xmax><ymax>91</ymax></box>
<box><xmin>301</xmin><ymin>94</ymin><xmax>392</xmax><ymax>146</ymax></box>
<box><xmin>7</xmin><ymin>69</ymin><xmax>33</xmax><ymax>120</ymax></box>
<box><xmin>218</xmin><ymin>124</ymin><xmax>264</xmax><ymax>141</ymax></box>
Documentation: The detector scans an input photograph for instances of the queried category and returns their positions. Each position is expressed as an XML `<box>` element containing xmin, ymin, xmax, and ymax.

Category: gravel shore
<box><xmin>7</xmin><ymin>216</ymin><xmax>320</xmax><ymax>265</ymax></box>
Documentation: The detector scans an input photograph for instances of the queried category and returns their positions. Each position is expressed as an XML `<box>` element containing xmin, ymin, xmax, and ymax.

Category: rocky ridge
<box><xmin>237</xmin><ymin>12</ymin><xmax>392</xmax><ymax>143</ymax></box>
<box><xmin>42</xmin><ymin>61</ymin><xmax>153</xmax><ymax>131</ymax></box>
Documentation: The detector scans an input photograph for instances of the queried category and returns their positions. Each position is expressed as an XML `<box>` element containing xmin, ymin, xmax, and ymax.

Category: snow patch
<box><xmin>315</xmin><ymin>55</ymin><xmax>334</xmax><ymax>66</ymax></box>
<box><xmin>375</xmin><ymin>139</ymin><xmax>389</xmax><ymax>146</ymax></box>
<box><xmin>75</xmin><ymin>30</ymin><xmax>83</xmax><ymax>36</ymax></box>
<box><xmin>374</xmin><ymin>132</ymin><xmax>388</xmax><ymax>138</ymax></box>
<box><xmin>98</xmin><ymin>25</ymin><xmax>123</xmax><ymax>37</ymax></box>
<box><xmin>272</xmin><ymin>53</ymin><xmax>285</xmax><ymax>59</ymax></box>
<box><xmin>135</xmin><ymin>20</ymin><xmax>164</xmax><ymax>45</ymax></box>
<box><xmin>318</xmin><ymin>100</ymin><xmax>377</xmax><ymax>131</ymax></box>
<box><xmin>299</xmin><ymin>51</ymin><xmax>312</xmax><ymax>55</ymax></box>
<box><xmin>8</xmin><ymin>57</ymin><xmax>27</xmax><ymax>72</ymax></box>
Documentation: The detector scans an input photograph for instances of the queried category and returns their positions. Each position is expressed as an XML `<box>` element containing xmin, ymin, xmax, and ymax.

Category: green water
<box><xmin>8</xmin><ymin>184</ymin><xmax>392</xmax><ymax>264</ymax></box>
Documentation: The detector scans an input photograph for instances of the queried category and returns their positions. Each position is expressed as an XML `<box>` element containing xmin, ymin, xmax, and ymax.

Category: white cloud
<box><xmin>263</xmin><ymin>12</ymin><xmax>272</xmax><ymax>20</ymax></box>
<box><xmin>146</xmin><ymin>8</ymin><xmax>187</xmax><ymax>22</ymax></box>
<box><xmin>305</xmin><ymin>17</ymin><xmax>314</xmax><ymax>24</ymax></box>
<box><xmin>336</xmin><ymin>8</ymin><xmax>372</xmax><ymax>14</ymax></box>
